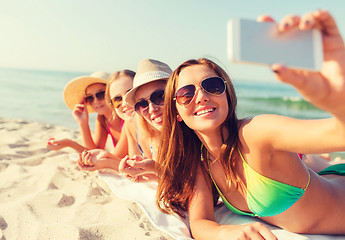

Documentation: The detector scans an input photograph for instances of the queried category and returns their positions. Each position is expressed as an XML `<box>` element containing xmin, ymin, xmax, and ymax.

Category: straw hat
<box><xmin>124</xmin><ymin>59</ymin><xmax>172</xmax><ymax>106</ymax></box>
<box><xmin>63</xmin><ymin>71</ymin><xmax>110</xmax><ymax>113</ymax></box>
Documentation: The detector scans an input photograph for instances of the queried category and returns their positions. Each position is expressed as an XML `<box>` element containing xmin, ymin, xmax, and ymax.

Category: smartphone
<box><xmin>227</xmin><ymin>18</ymin><xmax>323</xmax><ymax>71</ymax></box>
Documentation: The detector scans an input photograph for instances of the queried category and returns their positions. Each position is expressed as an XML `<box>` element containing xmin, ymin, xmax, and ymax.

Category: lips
<box><xmin>194</xmin><ymin>107</ymin><xmax>216</xmax><ymax>116</ymax></box>
<box><xmin>94</xmin><ymin>104</ymin><xmax>105</xmax><ymax>111</ymax></box>
<box><xmin>152</xmin><ymin>114</ymin><xmax>163</xmax><ymax>124</ymax></box>
<box><xmin>124</xmin><ymin>108</ymin><xmax>134</xmax><ymax>116</ymax></box>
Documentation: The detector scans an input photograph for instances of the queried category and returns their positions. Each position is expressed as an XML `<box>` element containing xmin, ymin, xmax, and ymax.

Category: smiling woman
<box><xmin>46</xmin><ymin>71</ymin><xmax>123</xmax><ymax>153</ymax></box>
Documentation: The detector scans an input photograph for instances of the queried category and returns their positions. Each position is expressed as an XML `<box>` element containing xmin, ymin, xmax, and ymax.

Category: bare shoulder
<box><xmin>124</xmin><ymin>121</ymin><xmax>137</xmax><ymax>138</ymax></box>
<box><xmin>239</xmin><ymin>114</ymin><xmax>285</xmax><ymax>146</ymax></box>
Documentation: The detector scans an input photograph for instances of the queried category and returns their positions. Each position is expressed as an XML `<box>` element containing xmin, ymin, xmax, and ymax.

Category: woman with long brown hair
<box><xmin>156</xmin><ymin>10</ymin><xmax>345</xmax><ymax>239</ymax></box>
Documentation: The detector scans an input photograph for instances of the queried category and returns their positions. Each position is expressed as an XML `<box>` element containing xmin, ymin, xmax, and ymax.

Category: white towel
<box><xmin>99</xmin><ymin>172</ymin><xmax>345</xmax><ymax>240</ymax></box>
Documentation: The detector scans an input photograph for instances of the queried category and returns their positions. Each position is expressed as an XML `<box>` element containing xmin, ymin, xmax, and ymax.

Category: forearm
<box><xmin>68</xmin><ymin>140</ymin><xmax>87</xmax><ymax>153</ymax></box>
<box><xmin>190</xmin><ymin>219</ymin><xmax>224</xmax><ymax>240</ymax></box>
<box><xmin>101</xmin><ymin>153</ymin><xmax>121</xmax><ymax>171</ymax></box>
<box><xmin>79</xmin><ymin>122</ymin><xmax>97</xmax><ymax>149</ymax></box>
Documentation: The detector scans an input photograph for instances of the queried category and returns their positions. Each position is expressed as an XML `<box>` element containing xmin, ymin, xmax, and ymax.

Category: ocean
<box><xmin>0</xmin><ymin>67</ymin><xmax>330</xmax><ymax>130</ymax></box>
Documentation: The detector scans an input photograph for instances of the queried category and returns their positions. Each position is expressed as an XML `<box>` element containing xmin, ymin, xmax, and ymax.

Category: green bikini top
<box><xmin>201</xmin><ymin>146</ymin><xmax>310</xmax><ymax>217</ymax></box>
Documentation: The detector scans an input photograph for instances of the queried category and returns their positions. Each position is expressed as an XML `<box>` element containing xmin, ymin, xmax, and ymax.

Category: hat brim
<box><xmin>63</xmin><ymin>76</ymin><xmax>108</xmax><ymax>113</ymax></box>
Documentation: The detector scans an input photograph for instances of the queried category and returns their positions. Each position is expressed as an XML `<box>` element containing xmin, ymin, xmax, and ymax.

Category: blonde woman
<box><xmin>79</xmin><ymin>59</ymin><xmax>172</xmax><ymax>179</ymax></box>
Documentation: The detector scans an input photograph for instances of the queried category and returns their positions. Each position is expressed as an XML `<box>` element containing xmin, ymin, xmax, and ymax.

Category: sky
<box><xmin>2</xmin><ymin>0</ymin><xmax>345</xmax><ymax>81</ymax></box>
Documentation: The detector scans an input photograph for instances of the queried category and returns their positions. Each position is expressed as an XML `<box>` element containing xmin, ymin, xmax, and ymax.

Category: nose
<box><xmin>93</xmin><ymin>97</ymin><xmax>101</xmax><ymax>104</ymax></box>
<box><xmin>148</xmin><ymin>101</ymin><xmax>159</xmax><ymax>114</ymax></box>
<box><xmin>121</xmin><ymin>100</ymin><xmax>126</xmax><ymax>108</ymax></box>
<box><xmin>194</xmin><ymin>87</ymin><xmax>209</xmax><ymax>104</ymax></box>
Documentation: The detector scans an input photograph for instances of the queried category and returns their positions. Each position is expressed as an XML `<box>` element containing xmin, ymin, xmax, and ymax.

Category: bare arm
<box><xmin>189</xmin><ymin>167</ymin><xmax>276</xmax><ymax>240</ymax></box>
<box><xmin>243</xmin><ymin>10</ymin><xmax>345</xmax><ymax>155</ymax></box>
<box><xmin>46</xmin><ymin>137</ymin><xmax>86</xmax><ymax>153</ymax></box>
<box><xmin>83</xmin><ymin>115</ymin><xmax>108</xmax><ymax>149</ymax></box>
<box><xmin>112</xmin><ymin>122</ymin><xmax>130</xmax><ymax>158</ymax></box>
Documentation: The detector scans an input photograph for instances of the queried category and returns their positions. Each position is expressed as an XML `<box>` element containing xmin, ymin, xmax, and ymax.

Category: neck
<box><xmin>196</xmin><ymin>130</ymin><xmax>224</xmax><ymax>160</ymax></box>
<box><xmin>103</xmin><ymin>109</ymin><xmax>117</xmax><ymax>122</ymax></box>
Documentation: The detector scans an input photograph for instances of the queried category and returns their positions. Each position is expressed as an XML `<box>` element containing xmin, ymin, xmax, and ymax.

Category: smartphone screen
<box><xmin>227</xmin><ymin>18</ymin><xmax>323</xmax><ymax>71</ymax></box>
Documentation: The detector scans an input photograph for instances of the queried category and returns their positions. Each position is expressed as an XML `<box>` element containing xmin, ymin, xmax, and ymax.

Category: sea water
<box><xmin>0</xmin><ymin>67</ymin><xmax>330</xmax><ymax>130</ymax></box>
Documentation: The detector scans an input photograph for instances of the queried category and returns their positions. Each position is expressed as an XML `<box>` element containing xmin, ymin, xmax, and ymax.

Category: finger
<box><xmin>119</xmin><ymin>155</ymin><xmax>130</xmax><ymax>172</ymax></box>
<box><xmin>132</xmin><ymin>155</ymin><xmax>145</xmax><ymax>161</ymax></box>
<box><xmin>278</xmin><ymin>15</ymin><xmax>301</xmax><ymax>32</ymax></box>
<box><xmin>126</xmin><ymin>159</ymin><xmax>139</xmax><ymax>167</ymax></box>
<box><xmin>81</xmin><ymin>151</ymin><xmax>89</xmax><ymax>165</ymax></box>
<box><xmin>258</xmin><ymin>225</ymin><xmax>277</xmax><ymax>240</ymax></box>
<box><xmin>85</xmin><ymin>152</ymin><xmax>94</xmax><ymax>166</ymax></box>
<box><xmin>312</xmin><ymin>9</ymin><xmax>342</xmax><ymax>36</ymax></box>
<box><xmin>121</xmin><ymin>165</ymin><xmax>145</xmax><ymax>178</ymax></box>
<box><xmin>299</xmin><ymin>11</ymin><xmax>317</xmax><ymax>30</ymax></box>
<box><xmin>271</xmin><ymin>64</ymin><xmax>327</xmax><ymax>103</ymax></box>
<box><xmin>257</xmin><ymin>15</ymin><xmax>275</xmax><ymax>23</ymax></box>
<box><xmin>77</xmin><ymin>154</ymin><xmax>84</xmax><ymax>167</ymax></box>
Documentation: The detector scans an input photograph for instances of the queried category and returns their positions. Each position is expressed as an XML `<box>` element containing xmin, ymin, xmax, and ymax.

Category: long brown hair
<box><xmin>156</xmin><ymin>58</ymin><xmax>240</xmax><ymax>217</ymax></box>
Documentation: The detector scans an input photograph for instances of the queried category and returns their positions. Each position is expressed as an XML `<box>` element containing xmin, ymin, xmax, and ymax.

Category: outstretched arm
<box><xmin>46</xmin><ymin>137</ymin><xmax>86</xmax><ymax>153</ymax></box>
<box><xmin>248</xmin><ymin>10</ymin><xmax>345</xmax><ymax>154</ymax></box>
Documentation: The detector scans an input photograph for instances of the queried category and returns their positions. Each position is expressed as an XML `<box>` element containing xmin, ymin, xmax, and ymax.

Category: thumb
<box><xmin>271</xmin><ymin>64</ymin><xmax>326</xmax><ymax>102</ymax></box>
<box><xmin>127</xmin><ymin>159</ymin><xmax>146</xmax><ymax>168</ymax></box>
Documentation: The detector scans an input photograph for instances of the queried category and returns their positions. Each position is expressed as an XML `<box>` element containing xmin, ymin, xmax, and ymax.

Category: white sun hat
<box><xmin>124</xmin><ymin>59</ymin><xmax>172</xmax><ymax>107</ymax></box>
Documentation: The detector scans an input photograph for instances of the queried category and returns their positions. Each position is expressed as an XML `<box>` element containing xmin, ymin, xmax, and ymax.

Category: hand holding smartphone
<box><xmin>227</xmin><ymin>18</ymin><xmax>323</xmax><ymax>71</ymax></box>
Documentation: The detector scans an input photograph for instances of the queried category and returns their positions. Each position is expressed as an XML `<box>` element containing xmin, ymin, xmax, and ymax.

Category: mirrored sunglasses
<box><xmin>174</xmin><ymin>77</ymin><xmax>226</xmax><ymax>106</ymax></box>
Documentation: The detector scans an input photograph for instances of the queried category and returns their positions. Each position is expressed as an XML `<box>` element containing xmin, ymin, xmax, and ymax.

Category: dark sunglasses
<box><xmin>174</xmin><ymin>77</ymin><xmax>226</xmax><ymax>106</ymax></box>
<box><xmin>134</xmin><ymin>89</ymin><xmax>165</xmax><ymax>115</ymax></box>
<box><xmin>111</xmin><ymin>95</ymin><xmax>123</xmax><ymax>108</ymax></box>
<box><xmin>85</xmin><ymin>91</ymin><xmax>105</xmax><ymax>104</ymax></box>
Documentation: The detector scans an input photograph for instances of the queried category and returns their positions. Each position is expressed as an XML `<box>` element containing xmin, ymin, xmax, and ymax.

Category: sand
<box><xmin>0</xmin><ymin>118</ymin><xmax>175</xmax><ymax>240</ymax></box>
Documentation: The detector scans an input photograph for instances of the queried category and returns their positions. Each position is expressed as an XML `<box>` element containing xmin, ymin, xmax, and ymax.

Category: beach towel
<box><xmin>99</xmin><ymin>172</ymin><xmax>345</xmax><ymax>240</ymax></box>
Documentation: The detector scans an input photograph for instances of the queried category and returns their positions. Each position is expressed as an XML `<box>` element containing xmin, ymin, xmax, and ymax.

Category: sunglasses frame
<box><xmin>174</xmin><ymin>77</ymin><xmax>227</xmax><ymax>106</ymax></box>
<box><xmin>134</xmin><ymin>89</ymin><xmax>165</xmax><ymax>115</ymax></box>
<box><xmin>85</xmin><ymin>90</ymin><xmax>105</xmax><ymax>104</ymax></box>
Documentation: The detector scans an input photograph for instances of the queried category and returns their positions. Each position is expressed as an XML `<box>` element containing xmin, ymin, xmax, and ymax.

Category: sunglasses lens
<box><xmin>85</xmin><ymin>91</ymin><xmax>105</xmax><ymax>104</ymax></box>
<box><xmin>85</xmin><ymin>96</ymin><xmax>94</xmax><ymax>104</ymax></box>
<box><xmin>134</xmin><ymin>100</ymin><xmax>149</xmax><ymax>114</ymax></box>
<box><xmin>150</xmin><ymin>90</ymin><xmax>165</xmax><ymax>106</ymax></box>
<box><xmin>96</xmin><ymin>91</ymin><xmax>105</xmax><ymax>100</ymax></box>
<box><xmin>201</xmin><ymin>77</ymin><xmax>225</xmax><ymax>95</ymax></box>
<box><xmin>175</xmin><ymin>85</ymin><xmax>195</xmax><ymax>105</ymax></box>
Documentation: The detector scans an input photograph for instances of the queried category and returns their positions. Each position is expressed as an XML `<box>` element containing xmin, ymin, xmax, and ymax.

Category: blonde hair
<box><xmin>105</xmin><ymin>69</ymin><xmax>136</xmax><ymax>109</ymax></box>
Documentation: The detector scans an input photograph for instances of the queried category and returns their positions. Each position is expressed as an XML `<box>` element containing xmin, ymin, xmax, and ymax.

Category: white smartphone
<box><xmin>227</xmin><ymin>18</ymin><xmax>323</xmax><ymax>71</ymax></box>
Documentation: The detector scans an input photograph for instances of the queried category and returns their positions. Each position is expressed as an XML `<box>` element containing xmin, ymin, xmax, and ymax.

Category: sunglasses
<box><xmin>111</xmin><ymin>95</ymin><xmax>123</xmax><ymax>108</ymax></box>
<box><xmin>174</xmin><ymin>77</ymin><xmax>226</xmax><ymax>106</ymax></box>
<box><xmin>134</xmin><ymin>89</ymin><xmax>165</xmax><ymax>115</ymax></box>
<box><xmin>85</xmin><ymin>91</ymin><xmax>105</xmax><ymax>104</ymax></box>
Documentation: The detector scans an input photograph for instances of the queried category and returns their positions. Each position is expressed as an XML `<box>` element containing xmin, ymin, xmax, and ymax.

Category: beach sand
<box><xmin>0</xmin><ymin>118</ymin><xmax>174</xmax><ymax>240</ymax></box>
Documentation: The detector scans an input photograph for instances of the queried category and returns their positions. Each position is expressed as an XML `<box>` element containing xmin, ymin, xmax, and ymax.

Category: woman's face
<box><xmin>85</xmin><ymin>83</ymin><xmax>108</xmax><ymax>115</ymax></box>
<box><xmin>175</xmin><ymin>65</ymin><xmax>228</xmax><ymax>135</ymax></box>
<box><xmin>109</xmin><ymin>76</ymin><xmax>134</xmax><ymax>121</ymax></box>
<box><xmin>134</xmin><ymin>81</ymin><xmax>166</xmax><ymax>132</ymax></box>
